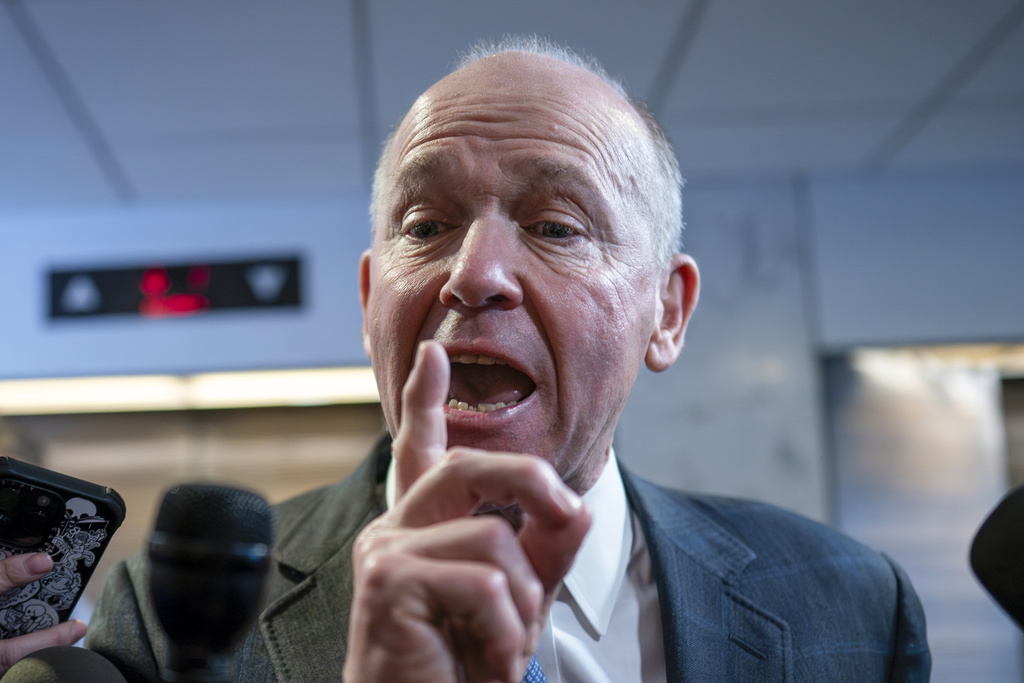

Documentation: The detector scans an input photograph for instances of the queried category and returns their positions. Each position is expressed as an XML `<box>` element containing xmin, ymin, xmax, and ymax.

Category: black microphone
<box><xmin>970</xmin><ymin>484</ymin><xmax>1024</xmax><ymax>629</ymax></box>
<box><xmin>148</xmin><ymin>484</ymin><xmax>275</xmax><ymax>683</ymax></box>
<box><xmin>1</xmin><ymin>646</ymin><xmax>128</xmax><ymax>682</ymax></box>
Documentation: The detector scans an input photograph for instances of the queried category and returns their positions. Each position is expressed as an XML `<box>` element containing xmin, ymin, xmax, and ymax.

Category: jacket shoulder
<box><xmin>625</xmin><ymin>474</ymin><xmax>931</xmax><ymax>681</ymax></box>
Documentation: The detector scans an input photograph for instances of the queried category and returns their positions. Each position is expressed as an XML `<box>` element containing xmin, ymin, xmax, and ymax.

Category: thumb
<box><xmin>392</xmin><ymin>341</ymin><xmax>449</xmax><ymax>499</ymax></box>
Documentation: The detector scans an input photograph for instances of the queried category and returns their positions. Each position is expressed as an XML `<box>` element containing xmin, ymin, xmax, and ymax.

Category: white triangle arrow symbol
<box><xmin>246</xmin><ymin>264</ymin><xmax>288</xmax><ymax>303</ymax></box>
<box><xmin>60</xmin><ymin>274</ymin><xmax>102</xmax><ymax>313</ymax></box>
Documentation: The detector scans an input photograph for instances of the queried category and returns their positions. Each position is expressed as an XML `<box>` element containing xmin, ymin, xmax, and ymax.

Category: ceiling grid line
<box><xmin>351</xmin><ymin>0</ymin><xmax>382</xmax><ymax>192</ymax></box>
<box><xmin>3</xmin><ymin>0</ymin><xmax>137</xmax><ymax>202</ymax></box>
<box><xmin>863</xmin><ymin>0</ymin><xmax>1024</xmax><ymax>172</ymax></box>
<box><xmin>645</xmin><ymin>0</ymin><xmax>713</xmax><ymax>116</ymax></box>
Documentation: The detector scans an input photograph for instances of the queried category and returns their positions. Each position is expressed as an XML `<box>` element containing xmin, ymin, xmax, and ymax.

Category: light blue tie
<box><xmin>521</xmin><ymin>655</ymin><xmax>547</xmax><ymax>683</ymax></box>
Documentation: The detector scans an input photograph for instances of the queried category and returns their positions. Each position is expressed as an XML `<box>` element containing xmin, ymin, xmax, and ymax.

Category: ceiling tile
<box><xmin>367</xmin><ymin>0</ymin><xmax>695</xmax><ymax>131</ymax></box>
<box><xmin>0</xmin><ymin>145</ymin><xmax>118</xmax><ymax>206</ymax></box>
<box><xmin>664</xmin><ymin>117</ymin><xmax>895</xmax><ymax>176</ymax></box>
<box><xmin>888</xmin><ymin>108</ymin><xmax>1024</xmax><ymax>170</ymax></box>
<box><xmin>0</xmin><ymin>9</ymin><xmax>78</xmax><ymax>140</ymax></box>
<box><xmin>0</xmin><ymin>8</ymin><xmax>114</xmax><ymax>204</ymax></box>
<box><xmin>954</xmin><ymin>19</ymin><xmax>1024</xmax><ymax>100</ymax></box>
<box><xmin>117</xmin><ymin>138</ymin><xmax>364</xmax><ymax>201</ymax></box>
<box><xmin>24</xmin><ymin>0</ymin><xmax>360</xmax><ymax>140</ymax></box>
<box><xmin>662</xmin><ymin>0</ymin><xmax>1018</xmax><ymax>114</ymax></box>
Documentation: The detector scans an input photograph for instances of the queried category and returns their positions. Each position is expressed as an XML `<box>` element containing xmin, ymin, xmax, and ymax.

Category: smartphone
<box><xmin>0</xmin><ymin>457</ymin><xmax>125</xmax><ymax>638</ymax></box>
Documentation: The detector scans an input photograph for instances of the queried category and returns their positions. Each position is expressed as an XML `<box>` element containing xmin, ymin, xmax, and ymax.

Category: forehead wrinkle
<box><xmin>389</xmin><ymin>84</ymin><xmax>656</xmax><ymax>232</ymax></box>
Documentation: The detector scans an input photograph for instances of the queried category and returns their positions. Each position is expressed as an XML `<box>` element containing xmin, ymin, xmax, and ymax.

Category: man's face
<box><xmin>361</xmin><ymin>53</ymin><xmax>680</xmax><ymax>492</ymax></box>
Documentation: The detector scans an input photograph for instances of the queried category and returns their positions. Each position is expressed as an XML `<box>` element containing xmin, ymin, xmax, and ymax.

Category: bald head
<box><xmin>371</xmin><ymin>40</ymin><xmax>683</xmax><ymax>267</ymax></box>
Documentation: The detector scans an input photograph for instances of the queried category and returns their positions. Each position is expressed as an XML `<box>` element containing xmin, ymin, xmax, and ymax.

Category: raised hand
<box><xmin>344</xmin><ymin>341</ymin><xmax>591</xmax><ymax>683</ymax></box>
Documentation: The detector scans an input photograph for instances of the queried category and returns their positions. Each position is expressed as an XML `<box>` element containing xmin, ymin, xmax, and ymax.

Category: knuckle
<box><xmin>352</xmin><ymin>520</ymin><xmax>389</xmax><ymax>556</ymax></box>
<box><xmin>359</xmin><ymin>551</ymin><xmax>405</xmax><ymax>593</ymax></box>
<box><xmin>475</xmin><ymin>516</ymin><xmax>514</xmax><ymax>553</ymax></box>
<box><xmin>474</xmin><ymin>567</ymin><xmax>510</xmax><ymax>602</ymax></box>
<box><xmin>442</xmin><ymin>447</ymin><xmax>472</xmax><ymax>465</ymax></box>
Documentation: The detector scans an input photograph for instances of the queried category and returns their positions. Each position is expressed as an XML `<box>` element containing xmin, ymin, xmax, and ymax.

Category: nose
<box><xmin>439</xmin><ymin>219</ymin><xmax>523</xmax><ymax>310</ymax></box>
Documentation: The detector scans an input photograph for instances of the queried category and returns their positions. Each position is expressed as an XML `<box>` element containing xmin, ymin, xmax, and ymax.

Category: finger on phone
<box><xmin>0</xmin><ymin>552</ymin><xmax>52</xmax><ymax>594</ymax></box>
<box><xmin>393</xmin><ymin>340</ymin><xmax>450</xmax><ymax>498</ymax></box>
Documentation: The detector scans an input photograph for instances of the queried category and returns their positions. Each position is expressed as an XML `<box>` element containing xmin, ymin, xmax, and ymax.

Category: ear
<box><xmin>358</xmin><ymin>248</ymin><xmax>373</xmax><ymax>360</ymax></box>
<box><xmin>645</xmin><ymin>253</ymin><xmax>700</xmax><ymax>372</ymax></box>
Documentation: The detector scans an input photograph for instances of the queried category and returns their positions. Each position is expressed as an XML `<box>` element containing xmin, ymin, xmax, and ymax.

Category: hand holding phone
<box><xmin>0</xmin><ymin>551</ymin><xmax>88</xmax><ymax>675</ymax></box>
<box><xmin>0</xmin><ymin>458</ymin><xmax>125</xmax><ymax>640</ymax></box>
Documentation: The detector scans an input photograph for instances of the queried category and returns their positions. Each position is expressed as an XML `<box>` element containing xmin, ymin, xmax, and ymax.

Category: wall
<box><xmin>0</xmin><ymin>198</ymin><xmax>370</xmax><ymax>379</ymax></box>
<box><xmin>2</xmin><ymin>168</ymin><xmax>1023</xmax><ymax>525</ymax></box>
<box><xmin>616</xmin><ymin>177</ymin><xmax>827</xmax><ymax>519</ymax></box>
<box><xmin>812</xmin><ymin>169</ymin><xmax>1024</xmax><ymax>349</ymax></box>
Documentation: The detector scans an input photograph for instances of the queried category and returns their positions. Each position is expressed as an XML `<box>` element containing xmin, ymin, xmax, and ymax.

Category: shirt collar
<box><xmin>560</xmin><ymin>447</ymin><xmax>631</xmax><ymax>637</ymax></box>
<box><xmin>384</xmin><ymin>446</ymin><xmax>631</xmax><ymax>637</ymax></box>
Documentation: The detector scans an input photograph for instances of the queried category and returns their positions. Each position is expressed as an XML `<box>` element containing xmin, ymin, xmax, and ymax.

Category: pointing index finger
<box><xmin>392</xmin><ymin>340</ymin><xmax>449</xmax><ymax>499</ymax></box>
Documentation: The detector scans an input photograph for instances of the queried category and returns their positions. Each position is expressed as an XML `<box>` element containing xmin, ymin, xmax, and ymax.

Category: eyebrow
<box><xmin>387</xmin><ymin>151</ymin><xmax>460</xmax><ymax>217</ymax></box>
<box><xmin>520</xmin><ymin>157</ymin><xmax>596</xmax><ymax>191</ymax></box>
<box><xmin>393</xmin><ymin>149</ymin><xmax>463</xmax><ymax>191</ymax></box>
<box><xmin>516</xmin><ymin>157</ymin><xmax>609</xmax><ymax>218</ymax></box>
<box><xmin>388</xmin><ymin>148</ymin><xmax>608</xmax><ymax>222</ymax></box>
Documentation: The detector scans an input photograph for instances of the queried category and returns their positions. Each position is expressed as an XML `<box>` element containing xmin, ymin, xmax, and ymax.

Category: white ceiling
<box><xmin>1</xmin><ymin>0</ymin><xmax>1022</xmax><ymax>207</ymax></box>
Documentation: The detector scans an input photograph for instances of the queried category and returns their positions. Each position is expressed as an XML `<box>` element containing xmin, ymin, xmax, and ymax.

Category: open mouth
<box><xmin>447</xmin><ymin>353</ymin><xmax>536</xmax><ymax>413</ymax></box>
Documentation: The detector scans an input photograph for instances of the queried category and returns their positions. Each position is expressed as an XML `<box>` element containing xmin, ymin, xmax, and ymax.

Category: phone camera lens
<box><xmin>20</xmin><ymin>510</ymin><xmax>50</xmax><ymax>536</ymax></box>
<box><xmin>36</xmin><ymin>495</ymin><xmax>51</xmax><ymax>508</ymax></box>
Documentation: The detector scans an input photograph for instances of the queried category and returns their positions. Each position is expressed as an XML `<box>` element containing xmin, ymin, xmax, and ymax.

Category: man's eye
<box><xmin>407</xmin><ymin>221</ymin><xmax>445</xmax><ymax>238</ymax></box>
<box><xmin>536</xmin><ymin>222</ymin><xmax>576</xmax><ymax>239</ymax></box>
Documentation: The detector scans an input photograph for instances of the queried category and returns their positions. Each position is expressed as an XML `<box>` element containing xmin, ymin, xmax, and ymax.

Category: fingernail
<box><xmin>26</xmin><ymin>552</ymin><xmax>53</xmax><ymax>574</ymax></box>
<box><xmin>553</xmin><ymin>485</ymin><xmax>583</xmax><ymax>514</ymax></box>
<box><xmin>69</xmin><ymin>619</ymin><xmax>87</xmax><ymax>641</ymax></box>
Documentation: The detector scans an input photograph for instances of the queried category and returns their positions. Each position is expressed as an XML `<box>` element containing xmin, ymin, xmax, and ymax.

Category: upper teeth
<box><xmin>450</xmin><ymin>354</ymin><xmax>507</xmax><ymax>366</ymax></box>
<box><xmin>447</xmin><ymin>398</ymin><xmax>518</xmax><ymax>413</ymax></box>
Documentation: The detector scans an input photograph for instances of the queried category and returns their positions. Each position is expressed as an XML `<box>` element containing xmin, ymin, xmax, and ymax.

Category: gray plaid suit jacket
<box><xmin>86</xmin><ymin>436</ymin><xmax>930</xmax><ymax>682</ymax></box>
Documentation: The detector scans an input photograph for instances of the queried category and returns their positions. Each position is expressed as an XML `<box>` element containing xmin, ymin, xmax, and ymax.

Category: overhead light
<box><xmin>186</xmin><ymin>368</ymin><xmax>379</xmax><ymax>409</ymax></box>
<box><xmin>0</xmin><ymin>367</ymin><xmax>379</xmax><ymax>415</ymax></box>
<box><xmin>853</xmin><ymin>344</ymin><xmax>1024</xmax><ymax>378</ymax></box>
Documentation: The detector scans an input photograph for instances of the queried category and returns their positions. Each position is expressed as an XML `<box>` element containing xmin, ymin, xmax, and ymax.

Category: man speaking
<box><xmin>84</xmin><ymin>38</ymin><xmax>930</xmax><ymax>682</ymax></box>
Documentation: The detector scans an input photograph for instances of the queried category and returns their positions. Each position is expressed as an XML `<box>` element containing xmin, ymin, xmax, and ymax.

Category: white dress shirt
<box><xmin>385</xmin><ymin>449</ymin><xmax>665</xmax><ymax>682</ymax></box>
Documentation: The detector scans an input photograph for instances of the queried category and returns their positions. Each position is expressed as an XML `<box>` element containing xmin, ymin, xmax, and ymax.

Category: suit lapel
<box><xmin>258</xmin><ymin>538</ymin><xmax>364</xmax><ymax>681</ymax></box>
<box><xmin>623</xmin><ymin>472</ymin><xmax>793</xmax><ymax>683</ymax></box>
<box><xmin>254</xmin><ymin>443</ymin><xmax>794</xmax><ymax>681</ymax></box>
<box><xmin>257</xmin><ymin>439</ymin><xmax>390</xmax><ymax>681</ymax></box>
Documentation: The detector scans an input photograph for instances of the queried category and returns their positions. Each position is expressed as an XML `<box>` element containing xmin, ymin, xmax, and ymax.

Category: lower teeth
<box><xmin>446</xmin><ymin>398</ymin><xmax>518</xmax><ymax>413</ymax></box>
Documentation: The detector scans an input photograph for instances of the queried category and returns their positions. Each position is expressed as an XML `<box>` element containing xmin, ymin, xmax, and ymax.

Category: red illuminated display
<box><xmin>138</xmin><ymin>266</ymin><xmax>211</xmax><ymax>318</ymax></box>
<box><xmin>48</xmin><ymin>257</ymin><xmax>302</xmax><ymax>320</ymax></box>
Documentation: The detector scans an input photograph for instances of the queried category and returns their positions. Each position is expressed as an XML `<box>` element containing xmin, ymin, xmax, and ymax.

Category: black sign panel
<box><xmin>49</xmin><ymin>257</ymin><xmax>302</xmax><ymax>320</ymax></box>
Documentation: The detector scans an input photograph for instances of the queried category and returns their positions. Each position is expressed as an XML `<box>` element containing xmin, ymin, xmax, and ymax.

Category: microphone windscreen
<box><xmin>1</xmin><ymin>646</ymin><xmax>127</xmax><ymax>683</ymax></box>
<box><xmin>154</xmin><ymin>483</ymin><xmax>273</xmax><ymax>545</ymax></box>
<box><xmin>970</xmin><ymin>484</ymin><xmax>1024</xmax><ymax>629</ymax></box>
<box><xmin>148</xmin><ymin>484</ymin><xmax>275</xmax><ymax>682</ymax></box>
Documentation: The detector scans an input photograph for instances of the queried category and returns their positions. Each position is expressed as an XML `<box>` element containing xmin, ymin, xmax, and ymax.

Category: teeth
<box><xmin>447</xmin><ymin>398</ymin><xmax>518</xmax><ymax>413</ymax></box>
<box><xmin>449</xmin><ymin>353</ymin><xmax>507</xmax><ymax>366</ymax></box>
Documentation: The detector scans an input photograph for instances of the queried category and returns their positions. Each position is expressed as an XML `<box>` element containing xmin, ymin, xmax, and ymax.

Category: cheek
<box><xmin>553</xmin><ymin>275</ymin><xmax>655</xmax><ymax>396</ymax></box>
<box><xmin>365</xmin><ymin>267</ymin><xmax>437</xmax><ymax>427</ymax></box>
